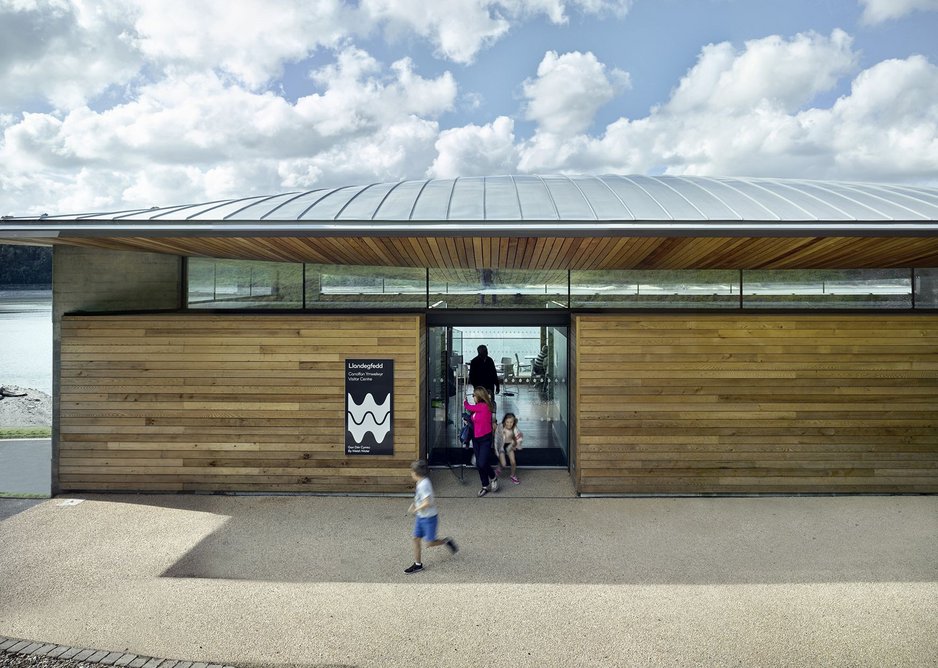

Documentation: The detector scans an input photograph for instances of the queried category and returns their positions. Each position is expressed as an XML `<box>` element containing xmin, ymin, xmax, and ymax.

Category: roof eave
<box><xmin>2</xmin><ymin>219</ymin><xmax>938</xmax><ymax>239</ymax></box>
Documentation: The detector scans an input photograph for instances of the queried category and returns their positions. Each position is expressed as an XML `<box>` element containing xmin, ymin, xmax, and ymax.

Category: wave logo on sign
<box><xmin>347</xmin><ymin>393</ymin><xmax>391</xmax><ymax>444</ymax></box>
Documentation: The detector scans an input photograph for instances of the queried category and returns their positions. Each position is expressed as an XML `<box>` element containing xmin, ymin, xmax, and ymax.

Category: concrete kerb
<box><xmin>0</xmin><ymin>636</ymin><xmax>234</xmax><ymax>668</ymax></box>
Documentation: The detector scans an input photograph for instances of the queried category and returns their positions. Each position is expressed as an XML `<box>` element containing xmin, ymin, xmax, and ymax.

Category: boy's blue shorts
<box><xmin>413</xmin><ymin>515</ymin><xmax>439</xmax><ymax>540</ymax></box>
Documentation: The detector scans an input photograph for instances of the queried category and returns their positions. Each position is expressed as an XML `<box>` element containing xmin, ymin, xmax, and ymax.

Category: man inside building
<box><xmin>468</xmin><ymin>344</ymin><xmax>500</xmax><ymax>397</ymax></box>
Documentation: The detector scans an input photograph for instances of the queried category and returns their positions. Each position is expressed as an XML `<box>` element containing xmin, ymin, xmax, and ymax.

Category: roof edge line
<box><xmin>3</xmin><ymin>221</ymin><xmax>937</xmax><ymax>240</ymax></box>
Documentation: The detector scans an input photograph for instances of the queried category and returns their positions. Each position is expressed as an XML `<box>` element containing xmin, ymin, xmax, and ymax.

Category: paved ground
<box><xmin>1</xmin><ymin>472</ymin><xmax>936</xmax><ymax>667</ymax></box>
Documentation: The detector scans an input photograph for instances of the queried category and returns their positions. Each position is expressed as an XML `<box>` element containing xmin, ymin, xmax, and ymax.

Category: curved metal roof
<box><xmin>3</xmin><ymin>175</ymin><xmax>938</xmax><ymax>270</ymax></box>
<box><xmin>10</xmin><ymin>175</ymin><xmax>938</xmax><ymax>222</ymax></box>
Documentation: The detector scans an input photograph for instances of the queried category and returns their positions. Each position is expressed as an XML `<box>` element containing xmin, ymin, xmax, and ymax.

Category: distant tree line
<box><xmin>0</xmin><ymin>244</ymin><xmax>52</xmax><ymax>286</ymax></box>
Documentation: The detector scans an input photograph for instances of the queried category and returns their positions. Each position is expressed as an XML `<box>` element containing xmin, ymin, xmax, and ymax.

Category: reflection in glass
<box><xmin>185</xmin><ymin>259</ymin><xmax>929</xmax><ymax>312</ymax></box>
<box><xmin>429</xmin><ymin>269</ymin><xmax>568</xmax><ymax>309</ymax></box>
<box><xmin>187</xmin><ymin>258</ymin><xmax>302</xmax><ymax>309</ymax></box>
<box><xmin>547</xmin><ymin>326</ymin><xmax>569</xmax><ymax>460</ymax></box>
<box><xmin>305</xmin><ymin>264</ymin><xmax>426</xmax><ymax>309</ymax></box>
<box><xmin>571</xmin><ymin>270</ymin><xmax>739</xmax><ymax>308</ymax></box>
<box><xmin>743</xmin><ymin>269</ymin><xmax>912</xmax><ymax>309</ymax></box>
<box><xmin>914</xmin><ymin>269</ymin><xmax>938</xmax><ymax>308</ymax></box>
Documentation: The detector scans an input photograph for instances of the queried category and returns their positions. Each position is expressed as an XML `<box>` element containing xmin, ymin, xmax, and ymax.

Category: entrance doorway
<box><xmin>427</xmin><ymin>322</ymin><xmax>570</xmax><ymax>469</ymax></box>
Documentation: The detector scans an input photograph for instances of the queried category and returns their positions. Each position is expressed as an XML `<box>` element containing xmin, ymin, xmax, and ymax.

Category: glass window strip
<box><xmin>184</xmin><ymin>258</ymin><xmax>926</xmax><ymax>312</ymax></box>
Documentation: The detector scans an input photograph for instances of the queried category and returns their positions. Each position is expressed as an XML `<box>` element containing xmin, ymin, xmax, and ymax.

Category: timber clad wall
<box><xmin>59</xmin><ymin>314</ymin><xmax>423</xmax><ymax>492</ymax></box>
<box><xmin>574</xmin><ymin>314</ymin><xmax>938</xmax><ymax>494</ymax></box>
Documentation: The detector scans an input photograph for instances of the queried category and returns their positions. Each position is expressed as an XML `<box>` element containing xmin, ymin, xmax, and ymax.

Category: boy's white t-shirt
<box><xmin>414</xmin><ymin>477</ymin><xmax>438</xmax><ymax>518</ymax></box>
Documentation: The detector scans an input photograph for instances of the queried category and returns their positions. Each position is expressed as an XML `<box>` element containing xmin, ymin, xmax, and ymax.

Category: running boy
<box><xmin>405</xmin><ymin>460</ymin><xmax>458</xmax><ymax>574</ymax></box>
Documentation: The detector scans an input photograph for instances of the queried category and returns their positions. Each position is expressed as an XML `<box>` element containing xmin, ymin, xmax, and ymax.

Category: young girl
<box><xmin>496</xmin><ymin>413</ymin><xmax>524</xmax><ymax>484</ymax></box>
<box><xmin>464</xmin><ymin>386</ymin><xmax>498</xmax><ymax>496</ymax></box>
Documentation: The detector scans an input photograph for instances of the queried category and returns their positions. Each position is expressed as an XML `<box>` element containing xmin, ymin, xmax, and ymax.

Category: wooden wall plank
<box><xmin>59</xmin><ymin>314</ymin><xmax>424</xmax><ymax>493</ymax></box>
<box><xmin>573</xmin><ymin>314</ymin><xmax>938</xmax><ymax>494</ymax></box>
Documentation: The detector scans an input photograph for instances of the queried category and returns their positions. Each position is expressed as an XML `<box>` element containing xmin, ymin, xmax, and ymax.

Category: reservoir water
<box><xmin>0</xmin><ymin>289</ymin><xmax>52</xmax><ymax>496</ymax></box>
<box><xmin>0</xmin><ymin>289</ymin><xmax>53</xmax><ymax>395</ymax></box>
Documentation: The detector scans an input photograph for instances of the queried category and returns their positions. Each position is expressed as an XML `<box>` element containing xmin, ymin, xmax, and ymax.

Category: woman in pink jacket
<box><xmin>464</xmin><ymin>386</ymin><xmax>498</xmax><ymax>496</ymax></box>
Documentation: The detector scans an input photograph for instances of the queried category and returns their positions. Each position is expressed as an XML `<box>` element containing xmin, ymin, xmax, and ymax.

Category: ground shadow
<box><xmin>0</xmin><ymin>498</ymin><xmax>43</xmax><ymax>521</ymax></box>
<box><xmin>124</xmin><ymin>491</ymin><xmax>938</xmax><ymax>586</ymax></box>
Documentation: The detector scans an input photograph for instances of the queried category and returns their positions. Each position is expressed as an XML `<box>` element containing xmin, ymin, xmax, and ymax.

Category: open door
<box><xmin>427</xmin><ymin>324</ymin><xmax>569</xmax><ymax>468</ymax></box>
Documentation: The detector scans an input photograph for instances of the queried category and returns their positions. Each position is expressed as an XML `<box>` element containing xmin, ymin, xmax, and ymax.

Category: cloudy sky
<box><xmin>1</xmin><ymin>0</ymin><xmax>937</xmax><ymax>215</ymax></box>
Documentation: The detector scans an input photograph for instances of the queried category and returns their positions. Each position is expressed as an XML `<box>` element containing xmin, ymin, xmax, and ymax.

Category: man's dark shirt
<box><xmin>468</xmin><ymin>354</ymin><xmax>500</xmax><ymax>394</ymax></box>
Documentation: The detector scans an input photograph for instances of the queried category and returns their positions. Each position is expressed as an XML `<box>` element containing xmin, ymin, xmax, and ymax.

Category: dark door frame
<box><xmin>424</xmin><ymin>310</ymin><xmax>573</xmax><ymax>470</ymax></box>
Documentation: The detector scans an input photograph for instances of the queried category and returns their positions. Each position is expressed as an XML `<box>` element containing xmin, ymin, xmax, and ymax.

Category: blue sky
<box><xmin>1</xmin><ymin>0</ymin><xmax>937</xmax><ymax>214</ymax></box>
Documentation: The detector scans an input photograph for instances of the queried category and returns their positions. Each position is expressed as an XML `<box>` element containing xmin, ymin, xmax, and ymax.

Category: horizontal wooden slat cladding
<box><xmin>35</xmin><ymin>235</ymin><xmax>938</xmax><ymax>269</ymax></box>
<box><xmin>573</xmin><ymin>314</ymin><xmax>938</xmax><ymax>494</ymax></box>
<box><xmin>59</xmin><ymin>314</ymin><xmax>423</xmax><ymax>493</ymax></box>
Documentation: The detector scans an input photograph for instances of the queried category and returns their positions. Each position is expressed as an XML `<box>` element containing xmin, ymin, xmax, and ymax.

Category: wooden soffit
<box><xmin>23</xmin><ymin>234</ymin><xmax>938</xmax><ymax>270</ymax></box>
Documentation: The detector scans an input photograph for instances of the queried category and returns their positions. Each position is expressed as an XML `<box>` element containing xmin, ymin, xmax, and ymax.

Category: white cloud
<box><xmin>514</xmin><ymin>31</ymin><xmax>938</xmax><ymax>184</ymax></box>
<box><xmin>365</xmin><ymin>0</ymin><xmax>511</xmax><ymax>63</ymax></box>
<box><xmin>279</xmin><ymin>117</ymin><xmax>439</xmax><ymax>188</ymax></box>
<box><xmin>428</xmin><ymin>116</ymin><xmax>518</xmax><ymax>178</ymax></box>
<box><xmin>0</xmin><ymin>0</ymin><xmax>141</xmax><ymax>110</ymax></box>
<box><xmin>523</xmin><ymin>50</ymin><xmax>630</xmax><ymax>135</ymax></box>
<box><xmin>499</xmin><ymin>0</ymin><xmax>631</xmax><ymax>23</ymax></box>
<box><xmin>363</xmin><ymin>0</ymin><xmax>633</xmax><ymax>64</ymax></box>
<box><xmin>1</xmin><ymin>47</ymin><xmax>455</xmax><ymax>165</ymax></box>
<box><xmin>0</xmin><ymin>47</ymin><xmax>456</xmax><ymax>213</ymax></box>
<box><xmin>859</xmin><ymin>0</ymin><xmax>938</xmax><ymax>24</ymax></box>
<box><xmin>130</xmin><ymin>0</ymin><xmax>353</xmax><ymax>89</ymax></box>
<box><xmin>0</xmin><ymin>0</ymin><xmax>630</xmax><ymax>112</ymax></box>
<box><xmin>667</xmin><ymin>30</ymin><xmax>856</xmax><ymax>114</ymax></box>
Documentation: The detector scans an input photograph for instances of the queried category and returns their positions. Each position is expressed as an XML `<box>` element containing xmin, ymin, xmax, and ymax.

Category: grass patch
<box><xmin>0</xmin><ymin>492</ymin><xmax>49</xmax><ymax>499</ymax></box>
<box><xmin>0</xmin><ymin>427</ymin><xmax>52</xmax><ymax>439</ymax></box>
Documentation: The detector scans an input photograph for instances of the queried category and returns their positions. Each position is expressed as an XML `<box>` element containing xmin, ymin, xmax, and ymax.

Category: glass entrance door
<box><xmin>427</xmin><ymin>324</ymin><xmax>569</xmax><ymax>468</ymax></box>
<box><xmin>427</xmin><ymin>325</ymin><xmax>464</xmax><ymax>462</ymax></box>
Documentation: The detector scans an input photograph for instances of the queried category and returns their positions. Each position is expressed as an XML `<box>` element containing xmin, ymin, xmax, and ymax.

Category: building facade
<box><xmin>3</xmin><ymin>175</ymin><xmax>937</xmax><ymax>494</ymax></box>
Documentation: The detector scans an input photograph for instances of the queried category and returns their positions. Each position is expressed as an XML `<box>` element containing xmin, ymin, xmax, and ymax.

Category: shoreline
<box><xmin>0</xmin><ymin>385</ymin><xmax>53</xmax><ymax>434</ymax></box>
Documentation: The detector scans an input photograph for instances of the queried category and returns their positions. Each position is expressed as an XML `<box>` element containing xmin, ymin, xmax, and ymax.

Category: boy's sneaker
<box><xmin>489</xmin><ymin>477</ymin><xmax>499</xmax><ymax>492</ymax></box>
<box><xmin>510</xmin><ymin>475</ymin><xmax>520</xmax><ymax>484</ymax></box>
<box><xmin>404</xmin><ymin>562</ymin><xmax>424</xmax><ymax>574</ymax></box>
<box><xmin>445</xmin><ymin>537</ymin><xmax>459</xmax><ymax>554</ymax></box>
<box><xmin>478</xmin><ymin>487</ymin><xmax>489</xmax><ymax>497</ymax></box>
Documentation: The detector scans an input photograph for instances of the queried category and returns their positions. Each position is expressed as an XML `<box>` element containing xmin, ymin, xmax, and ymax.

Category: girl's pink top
<box><xmin>464</xmin><ymin>399</ymin><xmax>493</xmax><ymax>438</ymax></box>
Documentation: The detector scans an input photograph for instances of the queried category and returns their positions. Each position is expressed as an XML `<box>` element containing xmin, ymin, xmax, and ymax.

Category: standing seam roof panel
<box><xmin>336</xmin><ymin>182</ymin><xmax>400</xmax><ymax>220</ymax></box>
<box><xmin>541</xmin><ymin>176</ymin><xmax>596</xmax><ymax>219</ymax></box>
<box><xmin>792</xmin><ymin>182</ymin><xmax>892</xmax><ymax>220</ymax></box>
<box><xmin>261</xmin><ymin>190</ymin><xmax>331</xmax><ymax>220</ymax></box>
<box><xmin>756</xmin><ymin>180</ymin><xmax>855</xmax><ymax>220</ymax></box>
<box><xmin>630</xmin><ymin>175</ymin><xmax>706</xmax><ymax>220</ymax></box>
<box><xmin>658</xmin><ymin>176</ymin><xmax>742</xmax><ymax>220</ymax></box>
<box><xmin>7</xmin><ymin>175</ymin><xmax>938</xmax><ymax>224</ymax></box>
<box><xmin>569</xmin><ymin>176</ymin><xmax>633</xmax><ymax>219</ymax></box>
<box><xmin>509</xmin><ymin>175</ymin><xmax>560</xmax><ymax>219</ymax></box>
<box><xmin>109</xmin><ymin>205</ymin><xmax>199</xmax><ymax>221</ymax></box>
<box><xmin>149</xmin><ymin>200</ymin><xmax>236</xmax><ymax>220</ymax></box>
<box><xmin>448</xmin><ymin>177</ymin><xmax>486</xmax><ymax>220</ymax></box>
<box><xmin>831</xmin><ymin>183</ymin><xmax>931</xmax><ymax>220</ymax></box>
<box><xmin>484</xmin><ymin>176</ymin><xmax>522</xmax><ymax>220</ymax></box>
<box><xmin>601</xmin><ymin>176</ymin><xmax>671</xmax><ymax>220</ymax></box>
<box><xmin>868</xmin><ymin>184</ymin><xmax>938</xmax><ymax>216</ymax></box>
<box><xmin>722</xmin><ymin>179</ymin><xmax>817</xmax><ymax>220</ymax></box>
<box><xmin>188</xmin><ymin>195</ymin><xmax>282</xmax><ymax>221</ymax></box>
<box><xmin>225</xmin><ymin>192</ymin><xmax>305</xmax><ymax>220</ymax></box>
<box><xmin>302</xmin><ymin>185</ymin><xmax>372</xmax><ymax>220</ymax></box>
<box><xmin>411</xmin><ymin>180</ymin><xmax>454</xmax><ymax>220</ymax></box>
<box><xmin>370</xmin><ymin>180</ymin><xmax>418</xmax><ymax>220</ymax></box>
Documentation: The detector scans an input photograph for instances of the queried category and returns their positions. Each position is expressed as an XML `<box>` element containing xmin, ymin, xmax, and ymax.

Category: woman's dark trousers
<box><xmin>473</xmin><ymin>434</ymin><xmax>495</xmax><ymax>487</ymax></box>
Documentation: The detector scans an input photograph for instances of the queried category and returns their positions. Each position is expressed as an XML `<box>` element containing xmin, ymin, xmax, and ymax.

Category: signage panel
<box><xmin>345</xmin><ymin>359</ymin><xmax>394</xmax><ymax>455</ymax></box>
